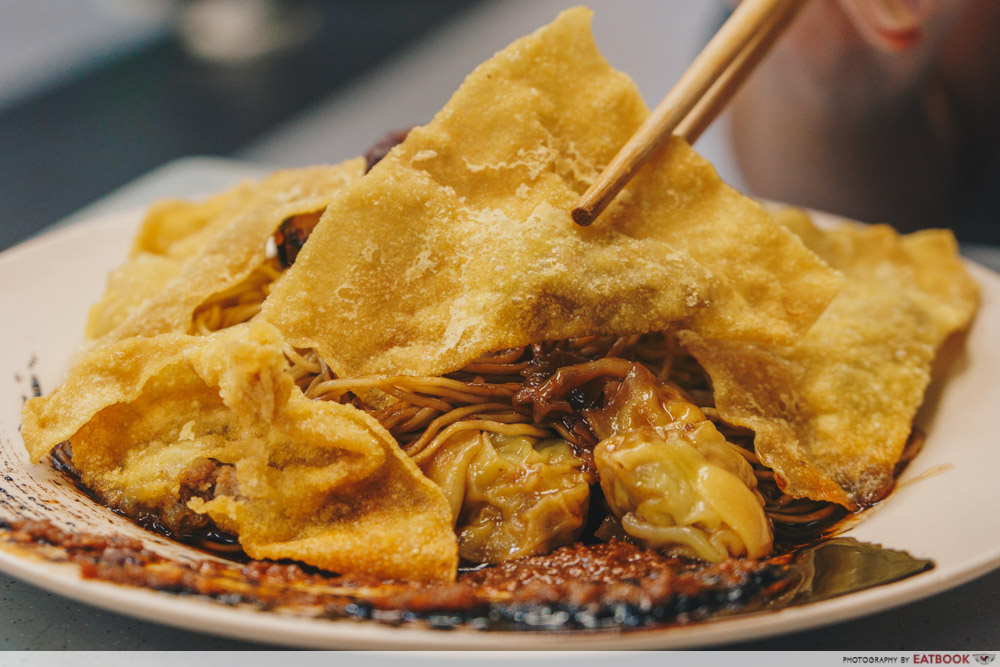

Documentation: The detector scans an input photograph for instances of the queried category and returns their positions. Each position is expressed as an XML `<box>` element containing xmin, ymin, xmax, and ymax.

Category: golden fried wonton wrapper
<box><xmin>131</xmin><ymin>181</ymin><xmax>261</xmax><ymax>259</ymax></box>
<box><xmin>85</xmin><ymin>181</ymin><xmax>265</xmax><ymax>338</ymax></box>
<box><xmin>86</xmin><ymin>160</ymin><xmax>365</xmax><ymax>341</ymax></box>
<box><xmin>86</xmin><ymin>253</ymin><xmax>185</xmax><ymax>339</ymax></box>
<box><xmin>262</xmin><ymin>8</ymin><xmax>842</xmax><ymax>378</ymax></box>
<box><xmin>679</xmin><ymin>209</ymin><xmax>979</xmax><ymax>509</ymax></box>
<box><xmin>21</xmin><ymin>321</ymin><xmax>457</xmax><ymax>582</ymax></box>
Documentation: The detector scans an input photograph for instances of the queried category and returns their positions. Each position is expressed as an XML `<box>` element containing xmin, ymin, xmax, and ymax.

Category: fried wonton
<box><xmin>261</xmin><ymin>8</ymin><xmax>842</xmax><ymax>379</ymax></box>
<box><xmin>85</xmin><ymin>253</ymin><xmax>186</xmax><ymax>339</ymax></box>
<box><xmin>85</xmin><ymin>181</ymin><xmax>263</xmax><ymax>338</ymax></box>
<box><xmin>86</xmin><ymin>160</ymin><xmax>365</xmax><ymax>341</ymax></box>
<box><xmin>679</xmin><ymin>210</ymin><xmax>979</xmax><ymax>509</ymax></box>
<box><xmin>21</xmin><ymin>321</ymin><xmax>457</xmax><ymax>581</ymax></box>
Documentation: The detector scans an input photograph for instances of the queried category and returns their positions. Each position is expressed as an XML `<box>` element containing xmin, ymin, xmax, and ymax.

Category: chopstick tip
<box><xmin>571</xmin><ymin>206</ymin><xmax>594</xmax><ymax>226</ymax></box>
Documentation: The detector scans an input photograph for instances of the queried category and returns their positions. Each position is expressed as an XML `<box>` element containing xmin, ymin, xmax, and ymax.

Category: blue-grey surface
<box><xmin>0</xmin><ymin>0</ymin><xmax>480</xmax><ymax>251</ymax></box>
<box><xmin>0</xmin><ymin>0</ymin><xmax>168</xmax><ymax>112</ymax></box>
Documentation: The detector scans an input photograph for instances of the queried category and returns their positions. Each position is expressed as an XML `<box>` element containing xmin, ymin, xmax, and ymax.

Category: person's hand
<box><xmin>750</xmin><ymin>0</ymin><xmax>972</xmax><ymax>108</ymax></box>
<box><xmin>727</xmin><ymin>0</ymin><xmax>999</xmax><ymax>234</ymax></box>
<box><xmin>825</xmin><ymin>0</ymin><xmax>931</xmax><ymax>52</ymax></box>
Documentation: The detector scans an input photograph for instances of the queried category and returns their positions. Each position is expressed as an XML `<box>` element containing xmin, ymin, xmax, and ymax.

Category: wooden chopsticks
<box><xmin>572</xmin><ymin>0</ymin><xmax>808</xmax><ymax>226</ymax></box>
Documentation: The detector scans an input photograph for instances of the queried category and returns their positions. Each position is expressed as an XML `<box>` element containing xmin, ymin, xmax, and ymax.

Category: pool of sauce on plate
<box><xmin>0</xmin><ymin>453</ymin><xmax>933</xmax><ymax>632</ymax></box>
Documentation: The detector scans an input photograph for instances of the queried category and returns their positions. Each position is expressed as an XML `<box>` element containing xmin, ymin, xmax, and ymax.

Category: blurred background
<box><xmin>0</xmin><ymin>0</ymin><xmax>743</xmax><ymax>251</ymax></box>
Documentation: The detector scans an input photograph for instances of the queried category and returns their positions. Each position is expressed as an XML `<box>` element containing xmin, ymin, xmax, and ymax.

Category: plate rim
<box><xmin>2</xmin><ymin>205</ymin><xmax>999</xmax><ymax>650</ymax></box>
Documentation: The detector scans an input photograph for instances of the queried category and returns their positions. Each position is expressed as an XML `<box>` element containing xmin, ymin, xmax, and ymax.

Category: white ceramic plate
<box><xmin>1</xmin><ymin>207</ymin><xmax>999</xmax><ymax>650</ymax></box>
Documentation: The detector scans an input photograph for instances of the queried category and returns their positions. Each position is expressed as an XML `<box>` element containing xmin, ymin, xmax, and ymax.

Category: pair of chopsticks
<box><xmin>572</xmin><ymin>0</ymin><xmax>808</xmax><ymax>226</ymax></box>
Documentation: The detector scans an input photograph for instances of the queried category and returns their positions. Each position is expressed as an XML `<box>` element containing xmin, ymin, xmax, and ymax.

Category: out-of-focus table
<box><xmin>2</xmin><ymin>0</ymin><xmax>998</xmax><ymax>651</ymax></box>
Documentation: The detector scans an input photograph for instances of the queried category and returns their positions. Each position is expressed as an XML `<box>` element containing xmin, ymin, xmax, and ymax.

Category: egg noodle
<box><xmin>190</xmin><ymin>262</ymin><xmax>861</xmax><ymax>542</ymax></box>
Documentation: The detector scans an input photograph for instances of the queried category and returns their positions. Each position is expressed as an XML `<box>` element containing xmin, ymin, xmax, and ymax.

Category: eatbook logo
<box><xmin>974</xmin><ymin>656</ymin><xmax>995</xmax><ymax>665</ymax></box>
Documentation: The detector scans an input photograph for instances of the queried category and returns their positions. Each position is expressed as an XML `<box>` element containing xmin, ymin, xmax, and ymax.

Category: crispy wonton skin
<box><xmin>85</xmin><ymin>181</ymin><xmax>263</xmax><ymax>339</ymax></box>
<box><xmin>85</xmin><ymin>253</ymin><xmax>186</xmax><ymax>339</ymax></box>
<box><xmin>86</xmin><ymin>160</ymin><xmax>365</xmax><ymax>342</ymax></box>
<box><xmin>21</xmin><ymin>322</ymin><xmax>457</xmax><ymax>582</ymax></box>
<box><xmin>261</xmin><ymin>8</ymin><xmax>842</xmax><ymax>379</ymax></box>
<box><xmin>680</xmin><ymin>210</ymin><xmax>979</xmax><ymax>509</ymax></box>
